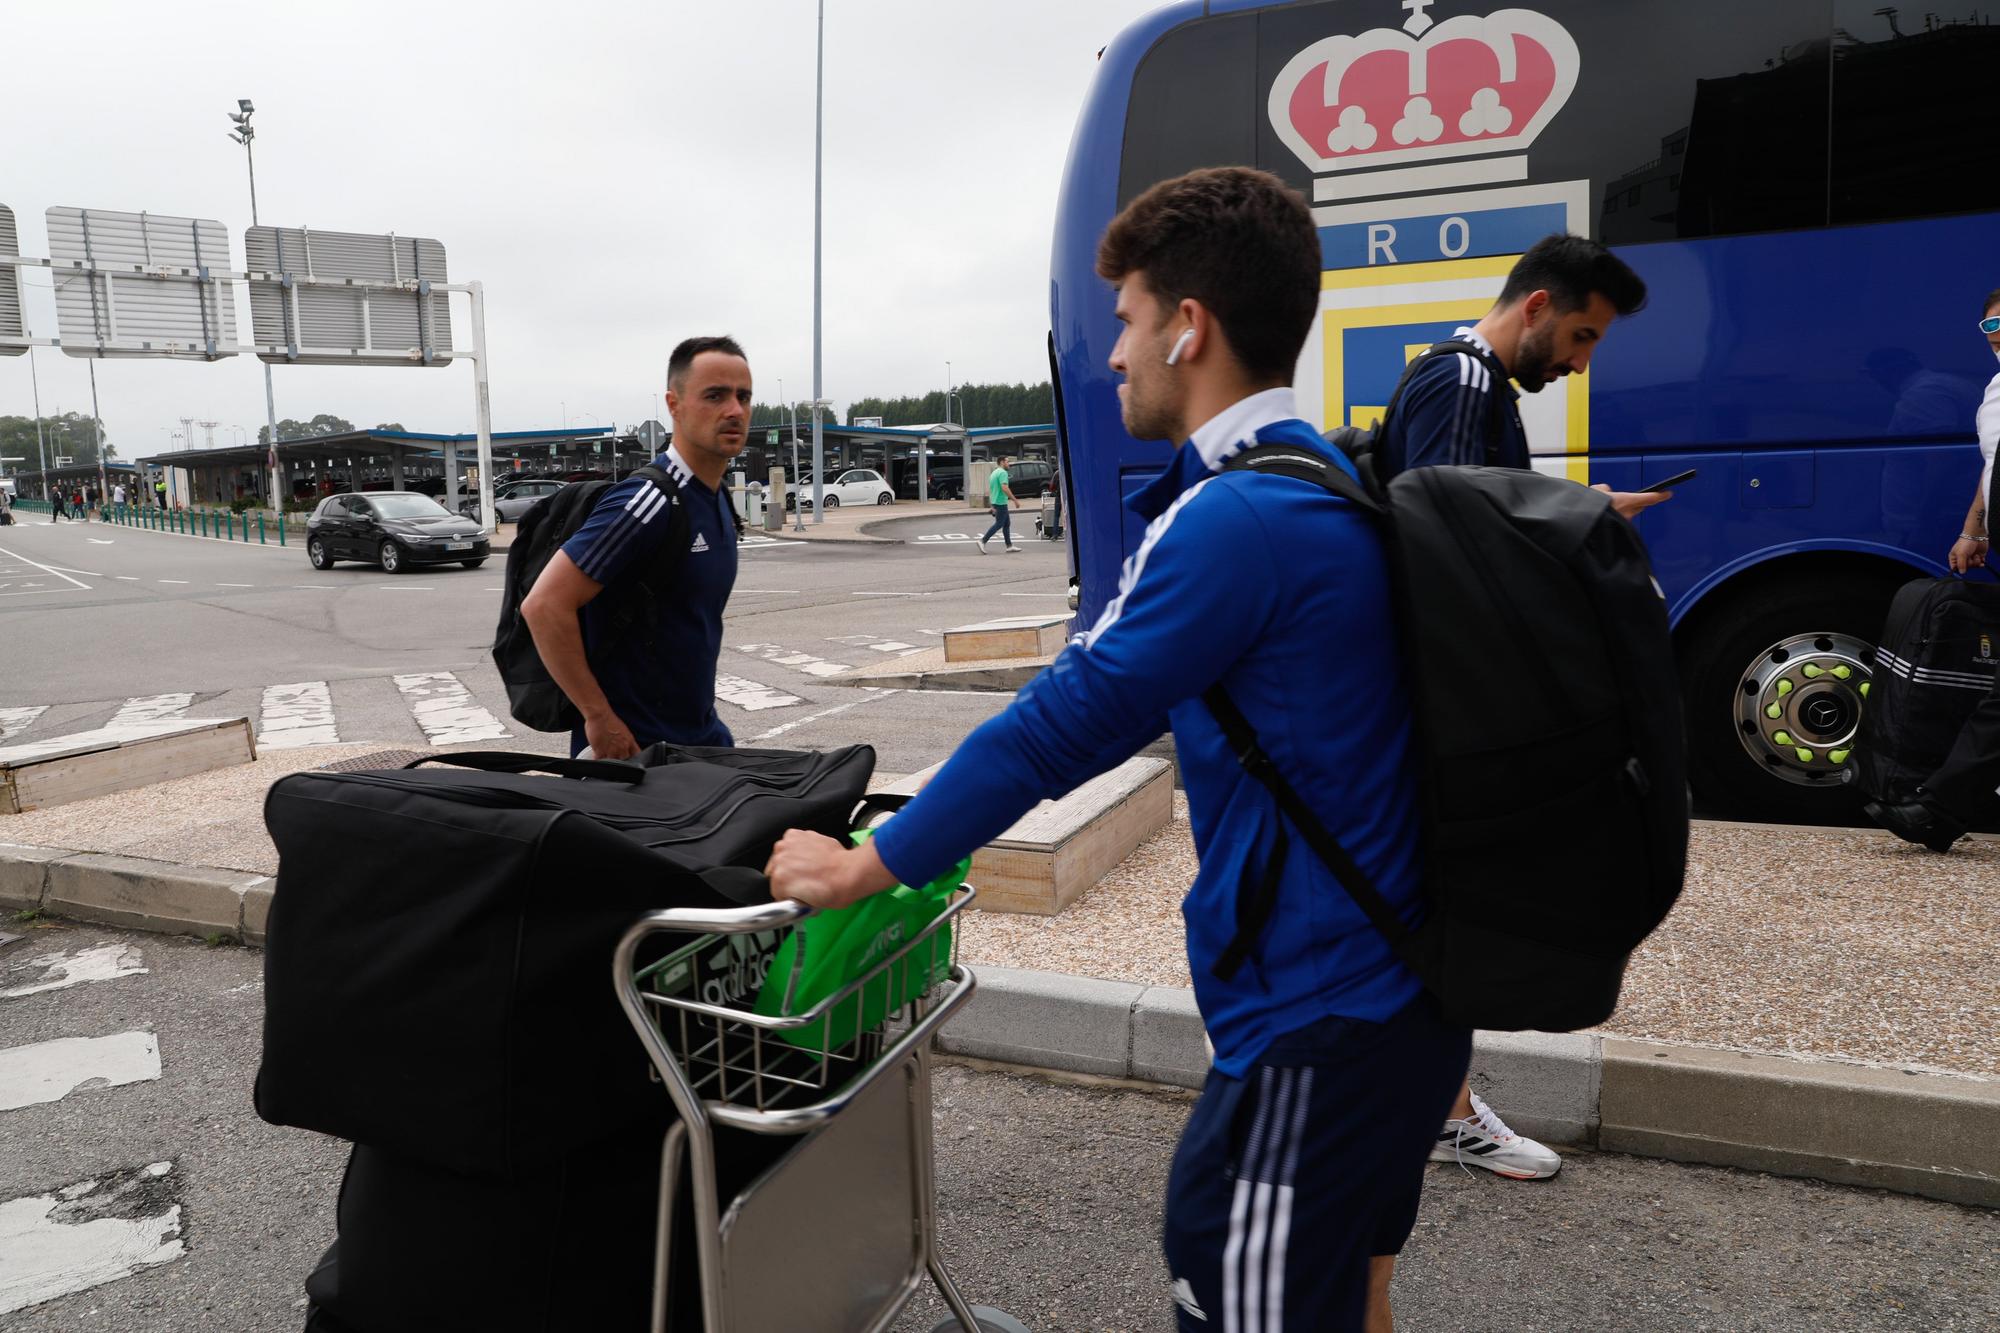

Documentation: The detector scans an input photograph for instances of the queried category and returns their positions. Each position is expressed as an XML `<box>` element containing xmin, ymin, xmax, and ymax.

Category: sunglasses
<box><xmin>1982</xmin><ymin>316</ymin><xmax>2000</xmax><ymax>335</ymax></box>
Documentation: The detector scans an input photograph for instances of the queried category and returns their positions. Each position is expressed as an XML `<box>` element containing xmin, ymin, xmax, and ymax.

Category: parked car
<box><xmin>458</xmin><ymin>478</ymin><xmax>566</xmax><ymax>522</ymax></box>
<box><xmin>893</xmin><ymin>462</ymin><xmax>965</xmax><ymax>501</ymax></box>
<box><xmin>307</xmin><ymin>492</ymin><xmax>491</xmax><ymax>573</ymax></box>
<box><xmin>999</xmin><ymin>459</ymin><xmax>1056</xmax><ymax>501</ymax></box>
<box><xmin>785</xmin><ymin>468</ymin><xmax>894</xmax><ymax>510</ymax></box>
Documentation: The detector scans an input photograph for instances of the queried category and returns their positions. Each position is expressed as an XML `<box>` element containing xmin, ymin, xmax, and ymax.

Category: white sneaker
<box><xmin>1429</xmin><ymin>1092</ymin><xmax>1562</xmax><ymax>1179</ymax></box>
<box><xmin>1004</xmin><ymin>544</ymin><xmax>1021</xmax><ymax>553</ymax></box>
<box><xmin>977</xmin><ymin>535</ymin><xmax>990</xmax><ymax>553</ymax></box>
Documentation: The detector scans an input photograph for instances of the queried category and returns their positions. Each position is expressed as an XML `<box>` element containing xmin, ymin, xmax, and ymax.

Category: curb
<box><xmin>8</xmin><ymin>840</ymin><xmax>1993</xmax><ymax>1209</ymax></box>
<box><xmin>939</xmin><ymin>965</ymin><xmax>2000</xmax><ymax>1209</ymax></box>
<box><xmin>2</xmin><ymin>842</ymin><xmax>272</xmax><ymax>945</ymax></box>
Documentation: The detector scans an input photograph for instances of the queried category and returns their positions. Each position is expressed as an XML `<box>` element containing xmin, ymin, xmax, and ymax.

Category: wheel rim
<box><xmin>308</xmin><ymin>539</ymin><xmax>325</xmax><ymax>565</ymax></box>
<box><xmin>825</xmin><ymin>496</ymin><xmax>839</xmax><ymax>508</ymax></box>
<box><xmin>381</xmin><ymin>542</ymin><xmax>399</xmax><ymax>572</ymax></box>
<box><xmin>1733</xmin><ymin>631</ymin><xmax>1873</xmax><ymax>786</ymax></box>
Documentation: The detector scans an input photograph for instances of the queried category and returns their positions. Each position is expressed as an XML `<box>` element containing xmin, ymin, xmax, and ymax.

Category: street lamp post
<box><xmin>26</xmin><ymin>347</ymin><xmax>48</xmax><ymax>497</ymax></box>
<box><xmin>229</xmin><ymin>98</ymin><xmax>284</xmax><ymax>513</ymax></box>
<box><xmin>811</xmin><ymin>0</ymin><xmax>826</xmax><ymax>523</ymax></box>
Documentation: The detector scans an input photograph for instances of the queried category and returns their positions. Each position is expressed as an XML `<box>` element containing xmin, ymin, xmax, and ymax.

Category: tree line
<box><xmin>0</xmin><ymin>413</ymin><xmax>115</xmax><ymax>468</ymax></box>
<box><xmin>257</xmin><ymin>416</ymin><xmax>405</xmax><ymax>447</ymax></box>
<box><xmin>747</xmin><ymin>381</ymin><xmax>1055</xmax><ymax>430</ymax></box>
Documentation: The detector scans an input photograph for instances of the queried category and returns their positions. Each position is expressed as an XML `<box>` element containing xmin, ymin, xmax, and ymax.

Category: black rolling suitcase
<box><xmin>258</xmin><ymin>743</ymin><xmax>876</xmax><ymax>1332</ymax></box>
<box><xmin>1855</xmin><ymin>577</ymin><xmax>2000</xmax><ymax>804</ymax></box>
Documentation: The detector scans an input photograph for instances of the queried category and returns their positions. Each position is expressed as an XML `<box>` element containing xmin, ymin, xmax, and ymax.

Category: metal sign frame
<box><xmin>0</xmin><ymin>205</ymin><xmax>24</xmax><ymax>356</ymax></box>
<box><xmin>244</xmin><ymin>226</ymin><xmax>454</xmax><ymax>367</ymax></box>
<box><xmin>45</xmin><ymin>207</ymin><xmax>238</xmax><ymax>360</ymax></box>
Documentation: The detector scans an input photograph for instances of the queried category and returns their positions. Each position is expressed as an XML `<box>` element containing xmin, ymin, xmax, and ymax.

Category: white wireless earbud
<box><xmin>1165</xmin><ymin>328</ymin><xmax>1195</xmax><ymax>366</ymax></box>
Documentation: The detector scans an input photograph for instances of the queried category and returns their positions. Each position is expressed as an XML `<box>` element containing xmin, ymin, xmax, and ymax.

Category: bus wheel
<box><xmin>1683</xmin><ymin>577</ymin><xmax>1901</xmax><ymax>822</ymax></box>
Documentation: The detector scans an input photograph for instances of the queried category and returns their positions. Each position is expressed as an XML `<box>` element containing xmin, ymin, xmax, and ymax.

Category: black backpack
<box><xmin>1326</xmin><ymin>338</ymin><xmax>1514</xmax><ymax>476</ymax></box>
<box><xmin>491</xmin><ymin>466</ymin><xmax>689</xmax><ymax>732</ymax></box>
<box><xmin>1206</xmin><ymin>443</ymin><xmax>1689</xmax><ymax>1033</ymax></box>
<box><xmin>1854</xmin><ymin>576</ymin><xmax>2000</xmax><ymax>804</ymax></box>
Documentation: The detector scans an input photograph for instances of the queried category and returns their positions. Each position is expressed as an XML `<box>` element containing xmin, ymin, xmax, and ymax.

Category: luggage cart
<box><xmin>613</xmin><ymin>886</ymin><xmax>1029</xmax><ymax>1333</ymax></box>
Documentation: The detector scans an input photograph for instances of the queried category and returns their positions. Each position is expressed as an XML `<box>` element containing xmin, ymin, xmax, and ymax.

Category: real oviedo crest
<box><xmin>1269</xmin><ymin>1</ymin><xmax>1580</xmax><ymax>195</ymax></box>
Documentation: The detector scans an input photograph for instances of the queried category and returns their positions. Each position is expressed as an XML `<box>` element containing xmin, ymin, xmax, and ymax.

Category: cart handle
<box><xmin>633</xmin><ymin>896</ymin><xmax>814</xmax><ymax>935</ymax></box>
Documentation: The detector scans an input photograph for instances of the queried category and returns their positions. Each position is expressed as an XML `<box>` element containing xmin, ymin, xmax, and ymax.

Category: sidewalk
<box><xmin>2</xmin><ymin>743</ymin><xmax>1994</xmax><ymax>1205</ymax></box>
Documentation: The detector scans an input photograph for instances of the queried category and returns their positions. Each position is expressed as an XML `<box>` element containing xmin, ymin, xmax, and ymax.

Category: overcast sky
<box><xmin>3</xmin><ymin>0</ymin><xmax>1154</xmax><ymax>458</ymax></box>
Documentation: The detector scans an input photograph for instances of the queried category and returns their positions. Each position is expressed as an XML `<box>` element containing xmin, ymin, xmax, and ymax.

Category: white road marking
<box><xmin>258</xmin><ymin>681</ymin><xmax>339</xmax><ymax>750</ymax></box>
<box><xmin>868</xmin><ymin>641</ymin><xmax>916</xmax><ymax>653</ymax></box>
<box><xmin>0</xmin><ymin>943</ymin><xmax>147</xmax><ymax>999</ymax></box>
<box><xmin>0</xmin><ymin>545</ymin><xmax>91</xmax><ymax>591</ymax></box>
<box><xmin>42</xmin><ymin>564</ymin><xmax>102</xmax><ymax>577</ymax></box>
<box><xmin>0</xmin><ymin>1030</ymin><xmax>161</xmax><ymax>1112</ymax></box>
<box><xmin>215</xmin><ymin>582</ymin><xmax>253</xmax><ymax>588</ymax></box>
<box><xmin>737</xmin><ymin>588</ymin><xmax>800</xmax><ymax>594</ymax></box>
<box><xmin>109</xmin><ymin>694</ymin><xmax>194</xmax><ymax>728</ymax></box>
<box><xmin>294</xmin><ymin>584</ymin><xmax>339</xmax><ymax>590</ymax></box>
<box><xmin>850</xmin><ymin>590</ymin><xmax>922</xmax><ymax>596</ymax></box>
<box><xmin>376</xmin><ymin>585</ymin><xmax>435</xmax><ymax>591</ymax></box>
<box><xmin>747</xmin><ymin>690</ymin><xmax>899</xmax><ymax>742</ymax></box>
<box><xmin>114</xmin><ymin>575</ymin><xmax>139</xmax><ymax>581</ymax></box>
<box><xmin>85</xmin><ymin>538</ymin><xmax>113</xmax><ymax>545</ymax></box>
<box><xmin>393</xmin><ymin>672</ymin><xmax>511</xmax><ymax>745</ymax></box>
<box><xmin>799</xmin><ymin>661</ymin><xmax>849</xmax><ymax>677</ymax></box>
<box><xmin>0</xmin><ymin>706</ymin><xmax>48</xmax><ymax>740</ymax></box>
<box><xmin>0</xmin><ymin>1162</ymin><xmax>184</xmax><ymax>1315</ymax></box>
<box><xmin>713</xmin><ymin>673</ymin><xmax>805</xmax><ymax>713</ymax></box>
<box><xmin>734</xmin><ymin>642</ymin><xmax>855</xmax><ymax>677</ymax></box>
<box><xmin>156</xmin><ymin>579</ymin><xmax>189</xmax><ymax>585</ymax></box>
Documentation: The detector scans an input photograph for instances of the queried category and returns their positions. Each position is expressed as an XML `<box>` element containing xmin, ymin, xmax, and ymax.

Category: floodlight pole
<box><xmin>230</xmin><ymin>99</ymin><xmax>285</xmax><ymax>515</ymax></box>
<box><xmin>811</xmin><ymin>0</ymin><xmax>826</xmax><ymax>522</ymax></box>
<box><xmin>87</xmin><ymin>361</ymin><xmax>108</xmax><ymax>504</ymax></box>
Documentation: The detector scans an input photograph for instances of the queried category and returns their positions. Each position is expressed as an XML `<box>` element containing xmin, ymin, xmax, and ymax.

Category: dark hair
<box><xmin>668</xmin><ymin>335</ymin><xmax>747</xmax><ymax>391</ymax></box>
<box><xmin>1498</xmin><ymin>234</ymin><xmax>1648</xmax><ymax>318</ymax></box>
<box><xmin>1096</xmin><ymin>167</ymin><xmax>1320</xmax><ymax>384</ymax></box>
<box><xmin>1983</xmin><ymin>287</ymin><xmax>2000</xmax><ymax>315</ymax></box>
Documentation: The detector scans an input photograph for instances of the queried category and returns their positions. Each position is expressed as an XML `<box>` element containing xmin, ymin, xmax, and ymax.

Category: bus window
<box><xmin>1830</xmin><ymin>3</ymin><xmax>2000</xmax><ymax>226</ymax></box>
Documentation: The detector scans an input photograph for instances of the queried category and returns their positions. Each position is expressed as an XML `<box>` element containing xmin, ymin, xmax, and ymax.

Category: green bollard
<box><xmin>257</xmin><ymin>513</ymin><xmax>266</xmax><ymax>544</ymax></box>
<box><xmin>278</xmin><ymin>514</ymin><xmax>287</xmax><ymax>546</ymax></box>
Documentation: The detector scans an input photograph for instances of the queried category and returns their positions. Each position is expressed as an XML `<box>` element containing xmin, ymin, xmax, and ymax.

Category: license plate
<box><xmin>446</xmin><ymin>540</ymin><xmax>473</xmax><ymax>551</ymax></box>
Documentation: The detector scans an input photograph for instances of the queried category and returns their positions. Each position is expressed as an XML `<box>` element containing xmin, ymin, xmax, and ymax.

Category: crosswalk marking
<box><xmin>109</xmin><ymin>694</ymin><xmax>194</xmax><ymax>728</ymax></box>
<box><xmin>0</xmin><ymin>706</ymin><xmax>48</xmax><ymax>740</ymax></box>
<box><xmin>0</xmin><ymin>944</ymin><xmax>148</xmax><ymax>1000</ymax></box>
<box><xmin>0</xmin><ymin>1031</ymin><xmax>162</xmax><ymax>1112</ymax></box>
<box><xmin>393</xmin><ymin>672</ymin><xmax>512</xmax><ymax>746</ymax></box>
<box><xmin>0</xmin><ymin>1161</ymin><xmax>184</xmax><ymax>1315</ymax></box>
<box><xmin>713</xmin><ymin>673</ymin><xmax>805</xmax><ymax>712</ymax></box>
<box><xmin>735</xmin><ymin>642</ymin><xmax>856</xmax><ymax>678</ymax></box>
<box><xmin>257</xmin><ymin>681</ymin><xmax>339</xmax><ymax>750</ymax></box>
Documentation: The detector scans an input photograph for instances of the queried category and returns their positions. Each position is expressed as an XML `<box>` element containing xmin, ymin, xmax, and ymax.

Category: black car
<box><xmin>306</xmin><ymin>492</ymin><xmax>491</xmax><ymax>573</ymax></box>
<box><xmin>998</xmin><ymin>458</ymin><xmax>1055</xmax><ymax>500</ymax></box>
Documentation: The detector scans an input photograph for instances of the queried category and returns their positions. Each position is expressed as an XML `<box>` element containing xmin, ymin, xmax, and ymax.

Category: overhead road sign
<box><xmin>0</xmin><ymin>206</ymin><xmax>24</xmax><ymax>355</ymax></box>
<box><xmin>245</xmin><ymin>226</ymin><xmax>452</xmax><ymax>366</ymax></box>
<box><xmin>45</xmin><ymin>206</ymin><xmax>236</xmax><ymax>360</ymax></box>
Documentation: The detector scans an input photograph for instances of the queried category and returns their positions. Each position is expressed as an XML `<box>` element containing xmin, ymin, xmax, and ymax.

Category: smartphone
<box><xmin>1639</xmin><ymin>468</ymin><xmax>1697</xmax><ymax>493</ymax></box>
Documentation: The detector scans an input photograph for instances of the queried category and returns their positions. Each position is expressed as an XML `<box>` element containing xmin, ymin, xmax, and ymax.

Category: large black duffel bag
<box><xmin>1855</xmin><ymin>578</ymin><xmax>2000</xmax><ymax>804</ymax></box>
<box><xmin>255</xmin><ymin>743</ymin><xmax>875</xmax><ymax>1181</ymax></box>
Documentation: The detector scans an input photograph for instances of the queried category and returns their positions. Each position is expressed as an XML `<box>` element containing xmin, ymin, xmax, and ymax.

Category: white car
<box><xmin>786</xmin><ymin>468</ymin><xmax>894</xmax><ymax>510</ymax></box>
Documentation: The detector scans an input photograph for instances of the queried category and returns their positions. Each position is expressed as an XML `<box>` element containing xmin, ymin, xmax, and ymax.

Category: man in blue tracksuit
<box><xmin>768</xmin><ymin>167</ymin><xmax>1468</xmax><ymax>1331</ymax></box>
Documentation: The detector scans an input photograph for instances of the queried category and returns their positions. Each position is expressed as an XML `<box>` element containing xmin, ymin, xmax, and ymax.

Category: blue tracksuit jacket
<box><xmin>871</xmin><ymin>412</ymin><xmax>1428</xmax><ymax>1076</ymax></box>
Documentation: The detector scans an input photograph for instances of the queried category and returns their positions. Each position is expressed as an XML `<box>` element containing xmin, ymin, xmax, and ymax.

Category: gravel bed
<box><xmin>956</xmin><ymin>794</ymin><xmax>2000</xmax><ymax>1076</ymax></box>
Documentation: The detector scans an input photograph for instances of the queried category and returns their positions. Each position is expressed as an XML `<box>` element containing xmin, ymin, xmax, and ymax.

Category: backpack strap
<box><xmin>597</xmin><ymin>464</ymin><xmax>692</xmax><ymax>656</ymax></box>
<box><xmin>1204</xmin><ymin>443</ymin><xmax>1414</xmax><ymax>978</ymax></box>
<box><xmin>1381</xmin><ymin>339</ymin><xmax>1513</xmax><ymax>466</ymax></box>
<box><xmin>1202</xmin><ymin>684</ymin><xmax>1415</xmax><ymax>979</ymax></box>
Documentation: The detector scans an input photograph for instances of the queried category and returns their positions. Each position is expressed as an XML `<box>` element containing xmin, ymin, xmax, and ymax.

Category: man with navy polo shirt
<box><xmin>521</xmin><ymin>335</ymin><xmax>749</xmax><ymax>760</ymax></box>
<box><xmin>767</xmin><ymin>169</ymin><xmax>1466</xmax><ymax>1331</ymax></box>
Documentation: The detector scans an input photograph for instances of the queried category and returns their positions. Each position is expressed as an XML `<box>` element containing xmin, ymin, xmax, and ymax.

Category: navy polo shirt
<box><xmin>561</xmin><ymin>447</ymin><xmax>738</xmax><ymax>753</ymax></box>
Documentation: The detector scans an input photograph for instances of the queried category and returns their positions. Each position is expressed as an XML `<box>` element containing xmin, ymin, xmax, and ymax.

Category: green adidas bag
<box><xmin>754</xmin><ymin>829</ymin><xmax>967</xmax><ymax>1051</ymax></box>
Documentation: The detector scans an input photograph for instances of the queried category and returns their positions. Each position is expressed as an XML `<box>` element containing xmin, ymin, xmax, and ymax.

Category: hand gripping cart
<box><xmin>613</xmin><ymin>884</ymin><xmax>1030</xmax><ymax>1333</ymax></box>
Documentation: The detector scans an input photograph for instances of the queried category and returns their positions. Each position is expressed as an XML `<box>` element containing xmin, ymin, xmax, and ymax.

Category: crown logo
<box><xmin>1268</xmin><ymin>2</ymin><xmax>1580</xmax><ymax>200</ymax></box>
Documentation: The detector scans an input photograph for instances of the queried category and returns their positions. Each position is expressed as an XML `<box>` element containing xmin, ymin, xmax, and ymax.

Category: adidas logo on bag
<box><xmin>690</xmin><ymin>533</ymin><xmax>709</xmax><ymax>553</ymax></box>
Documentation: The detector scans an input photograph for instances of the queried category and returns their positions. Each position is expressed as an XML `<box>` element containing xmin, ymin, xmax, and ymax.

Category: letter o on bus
<box><xmin>1439</xmin><ymin>217</ymin><xmax>1470</xmax><ymax>259</ymax></box>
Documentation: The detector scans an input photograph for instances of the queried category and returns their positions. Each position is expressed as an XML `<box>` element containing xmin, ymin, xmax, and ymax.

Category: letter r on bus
<box><xmin>1367</xmin><ymin>224</ymin><xmax>1398</xmax><ymax>265</ymax></box>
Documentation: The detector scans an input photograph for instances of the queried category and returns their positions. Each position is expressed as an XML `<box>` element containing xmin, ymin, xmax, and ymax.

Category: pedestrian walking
<box><xmin>1865</xmin><ymin>286</ymin><xmax>2000</xmax><ymax>851</ymax></box>
<box><xmin>769</xmin><ymin>167</ymin><xmax>1464</xmax><ymax>1332</ymax></box>
<box><xmin>50</xmin><ymin>489</ymin><xmax>68</xmax><ymax>521</ymax></box>
<box><xmin>977</xmin><ymin>455</ymin><xmax>1020</xmax><ymax>552</ymax></box>
<box><xmin>521</xmin><ymin>335</ymin><xmax>751</xmax><ymax>760</ymax></box>
<box><xmin>112</xmin><ymin>480</ymin><xmax>127</xmax><ymax>511</ymax></box>
<box><xmin>154</xmin><ymin>477</ymin><xmax>167</xmax><ymax>508</ymax></box>
<box><xmin>1373</xmin><ymin>232</ymin><xmax>1663</xmax><ymax>1181</ymax></box>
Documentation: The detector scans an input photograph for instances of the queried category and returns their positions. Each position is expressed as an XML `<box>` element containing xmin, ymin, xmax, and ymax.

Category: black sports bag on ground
<box><xmin>490</xmin><ymin>465</ymin><xmax>690</xmax><ymax>732</ymax></box>
<box><xmin>255</xmin><ymin>743</ymin><xmax>874</xmax><ymax>1181</ymax></box>
<box><xmin>1854</xmin><ymin>576</ymin><xmax>2000</xmax><ymax>804</ymax></box>
<box><xmin>1206</xmin><ymin>444</ymin><xmax>1689</xmax><ymax>1033</ymax></box>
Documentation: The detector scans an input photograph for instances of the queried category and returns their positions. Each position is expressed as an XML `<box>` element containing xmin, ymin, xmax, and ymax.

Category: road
<box><xmin>0</xmin><ymin>515</ymin><xmax>1069</xmax><ymax>774</ymax></box>
<box><xmin>2</xmin><ymin>921</ymin><xmax>1995</xmax><ymax>1331</ymax></box>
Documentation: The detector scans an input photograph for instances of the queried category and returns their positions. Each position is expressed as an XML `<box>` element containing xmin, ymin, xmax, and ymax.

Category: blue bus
<box><xmin>1049</xmin><ymin>0</ymin><xmax>1999</xmax><ymax>819</ymax></box>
